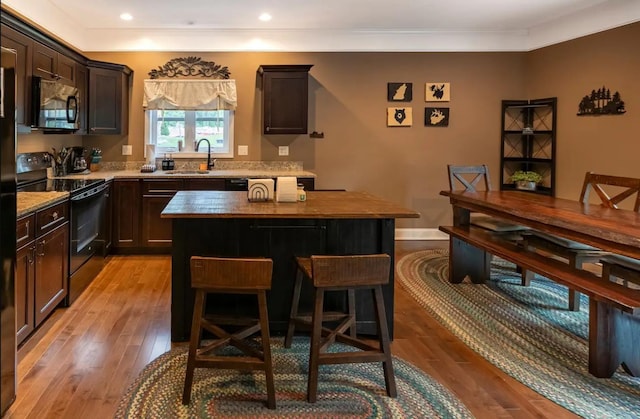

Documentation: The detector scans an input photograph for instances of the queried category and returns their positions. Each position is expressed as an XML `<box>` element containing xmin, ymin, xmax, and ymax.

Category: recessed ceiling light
<box><xmin>120</xmin><ymin>13</ymin><xmax>133</xmax><ymax>21</ymax></box>
<box><xmin>258</xmin><ymin>13</ymin><xmax>272</xmax><ymax>22</ymax></box>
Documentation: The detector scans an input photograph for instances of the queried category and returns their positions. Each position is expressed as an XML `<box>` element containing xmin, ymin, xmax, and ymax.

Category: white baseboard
<box><xmin>395</xmin><ymin>228</ymin><xmax>449</xmax><ymax>241</ymax></box>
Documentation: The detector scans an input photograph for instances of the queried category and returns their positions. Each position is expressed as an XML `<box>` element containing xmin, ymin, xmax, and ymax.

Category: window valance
<box><xmin>143</xmin><ymin>79</ymin><xmax>237</xmax><ymax>110</ymax></box>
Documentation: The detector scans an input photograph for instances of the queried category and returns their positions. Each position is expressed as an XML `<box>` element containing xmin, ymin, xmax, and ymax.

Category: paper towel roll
<box><xmin>276</xmin><ymin>177</ymin><xmax>298</xmax><ymax>202</ymax></box>
<box><xmin>145</xmin><ymin>144</ymin><xmax>156</xmax><ymax>163</ymax></box>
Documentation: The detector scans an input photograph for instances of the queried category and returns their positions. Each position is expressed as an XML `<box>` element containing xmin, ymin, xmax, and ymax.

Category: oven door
<box><xmin>70</xmin><ymin>183</ymin><xmax>108</xmax><ymax>274</ymax></box>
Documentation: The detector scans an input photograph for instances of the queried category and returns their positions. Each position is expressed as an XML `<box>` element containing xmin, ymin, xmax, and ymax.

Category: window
<box><xmin>146</xmin><ymin>109</ymin><xmax>234</xmax><ymax>158</ymax></box>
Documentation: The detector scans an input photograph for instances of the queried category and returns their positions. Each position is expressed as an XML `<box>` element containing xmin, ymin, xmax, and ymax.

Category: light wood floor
<box><xmin>6</xmin><ymin>241</ymin><xmax>579</xmax><ymax>418</ymax></box>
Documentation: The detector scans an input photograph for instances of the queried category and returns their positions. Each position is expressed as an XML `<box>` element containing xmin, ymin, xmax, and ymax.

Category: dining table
<box><xmin>439</xmin><ymin>189</ymin><xmax>640</xmax><ymax>378</ymax></box>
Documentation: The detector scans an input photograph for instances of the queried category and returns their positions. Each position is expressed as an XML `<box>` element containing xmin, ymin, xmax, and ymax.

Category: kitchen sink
<box><xmin>165</xmin><ymin>170</ymin><xmax>209</xmax><ymax>174</ymax></box>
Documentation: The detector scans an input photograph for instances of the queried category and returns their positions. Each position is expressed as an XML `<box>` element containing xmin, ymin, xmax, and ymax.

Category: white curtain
<box><xmin>143</xmin><ymin>79</ymin><xmax>237</xmax><ymax>110</ymax></box>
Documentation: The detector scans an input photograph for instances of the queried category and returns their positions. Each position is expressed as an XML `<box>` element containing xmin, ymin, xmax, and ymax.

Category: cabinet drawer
<box><xmin>36</xmin><ymin>201</ymin><xmax>69</xmax><ymax>236</ymax></box>
<box><xmin>142</xmin><ymin>179</ymin><xmax>183</xmax><ymax>195</ymax></box>
<box><xmin>17</xmin><ymin>214</ymin><xmax>36</xmax><ymax>249</ymax></box>
<box><xmin>187</xmin><ymin>178</ymin><xmax>225</xmax><ymax>191</ymax></box>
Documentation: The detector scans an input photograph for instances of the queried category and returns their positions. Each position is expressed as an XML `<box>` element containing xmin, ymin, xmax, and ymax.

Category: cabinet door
<box><xmin>112</xmin><ymin>180</ymin><xmax>141</xmax><ymax>248</ymax></box>
<box><xmin>141</xmin><ymin>195</ymin><xmax>174</xmax><ymax>247</ymax></box>
<box><xmin>16</xmin><ymin>244</ymin><xmax>35</xmax><ymax>345</ymax></box>
<box><xmin>32</xmin><ymin>43</ymin><xmax>57</xmax><ymax>80</ymax></box>
<box><xmin>88</xmin><ymin>66</ymin><xmax>124</xmax><ymax>135</ymax></box>
<box><xmin>141</xmin><ymin>179</ymin><xmax>182</xmax><ymax>247</ymax></box>
<box><xmin>1</xmin><ymin>24</ymin><xmax>32</xmax><ymax>126</ymax></box>
<box><xmin>260</xmin><ymin>65</ymin><xmax>312</xmax><ymax>135</ymax></box>
<box><xmin>32</xmin><ymin>43</ymin><xmax>76</xmax><ymax>85</ymax></box>
<box><xmin>55</xmin><ymin>54</ymin><xmax>76</xmax><ymax>85</ymax></box>
<box><xmin>34</xmin><ymin>223</ymin><xmax>69</xmax><ymax>326</ymax></box>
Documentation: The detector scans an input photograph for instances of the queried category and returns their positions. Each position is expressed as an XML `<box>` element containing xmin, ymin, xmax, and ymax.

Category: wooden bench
<box><xmin>439</xmin><ymin>225</ymin><xmax>640</xmax><ymax>314</ymax></box>
<box><xmin>439</xmin><ymin>224</ymin><xmax>640</xmax><ymax>377</ymax></box>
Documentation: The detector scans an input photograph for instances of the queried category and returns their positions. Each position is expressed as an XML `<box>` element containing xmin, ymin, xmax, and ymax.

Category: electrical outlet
<box><xmin>278</xmin><ymin>146</ymin><xmax>289</xmax><ymax>156</ymax></box>
<box><xmin>122</xmin><ymin>145</ymin><xmax>133</xmax><ymax>156</ymax></box>
<box><xmin>238</xmin><ymin>145</ymin><xmax>248</xmax><ymax>156</ymax></box>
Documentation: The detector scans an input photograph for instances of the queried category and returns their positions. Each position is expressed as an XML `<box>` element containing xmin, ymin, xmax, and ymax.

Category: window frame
<box><xmin>145</xmin><ymin>109</ymin><xmax>235</xmax><ymax>159</ymax></box>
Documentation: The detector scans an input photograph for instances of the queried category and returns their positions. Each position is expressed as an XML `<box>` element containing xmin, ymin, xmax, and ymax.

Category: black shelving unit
<box><xmin>500</xmin><ymin>97</ymin><xmax>557</xmax><ymax>196</ymax></box>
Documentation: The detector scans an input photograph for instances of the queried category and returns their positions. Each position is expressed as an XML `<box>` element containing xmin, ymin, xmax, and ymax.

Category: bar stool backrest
<box><xmin>310</xmin><ymin>254</ymin><xmax>390</xmax><ymax>287</ymax></box>
<box><xmin>190</xmin><ymin>256</ymin><xmax>273</xmax><ymax>290</ymax></box>
<box><xmin>448</xmin><ymin>164</ymin><xmax>492</xmax><ymax>192</ymax></box>
<box><xmin>579</xmin><ymin>172</ymin><xmax>640</xmax><ymax>212</ymax></box>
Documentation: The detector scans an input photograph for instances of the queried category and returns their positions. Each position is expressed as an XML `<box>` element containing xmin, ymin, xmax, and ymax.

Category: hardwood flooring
<box><xmin>5</xmin><ymin>242</ymin><xmax>579</xmax><ymax>418</ymax></box>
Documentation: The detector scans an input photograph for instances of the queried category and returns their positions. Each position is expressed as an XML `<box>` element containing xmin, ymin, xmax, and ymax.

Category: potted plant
<box><xmin>510</xmin><ymin>170</ymin><xmax>543</xmax><ymax>191</ymax></box>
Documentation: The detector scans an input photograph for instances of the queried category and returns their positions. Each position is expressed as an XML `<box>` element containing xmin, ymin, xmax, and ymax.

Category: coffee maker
<box><xmin>67</xmin><ymin>146</ymin><xmax>88</xmax><ymax>173</ymax></box>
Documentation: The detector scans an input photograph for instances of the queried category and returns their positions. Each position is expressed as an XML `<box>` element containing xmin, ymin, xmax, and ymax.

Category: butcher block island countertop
<box><xmin>161</xmin><ymin>190</ymin><xmax>420</xmax><ymax>219</ymax></box>
<box><xmin>162</xmin><ymin>190</ymin><xmax>419</xmax><ymax>341</ymax></box>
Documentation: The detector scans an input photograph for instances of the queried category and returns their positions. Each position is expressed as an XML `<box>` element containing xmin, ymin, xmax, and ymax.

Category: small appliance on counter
<box><xmin>161</xmin><ymin>154</ymin><xmax>175</xmax><ymax>171</ymax></box>
<box><xmin>65</xmin><ymin>146</ymin><xmax>88</xmax><ymax>173</ymax></box>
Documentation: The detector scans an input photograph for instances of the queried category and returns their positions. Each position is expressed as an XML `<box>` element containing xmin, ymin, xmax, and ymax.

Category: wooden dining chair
<box><xmin>284</xmin><ymin>254</ymin><xmax>396</xmax><ymax>403</ymax></box>
<box><xmin>585</xmin><ymin>174</ymin><xmax>640</xmax><ymax>290</ymax></box>
<box><xmin>182</xmin><ymin>256</ymin><xmax>276</xmax><ymax>409</ymax></box>
<box><xmin>522</xmin><ymin>172</ymin><xmax>640</xmax><ymax>309</ymax></box>
<box><xmin>448</xmin><ymin>164</ymin><xmax>529</xmax><ymax>234</ymax></box>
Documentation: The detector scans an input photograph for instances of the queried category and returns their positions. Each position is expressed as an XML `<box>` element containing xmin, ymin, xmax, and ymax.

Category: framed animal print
<box><xmin>425</xmin><ymin>82</ymin><xmax>450</xmax><ymax>102</ymax></box>
<box><xmin>387</xmin><ymin>82</ymin><xmax>412</xmax><ymax>102</ymax></box>
<box><xmin>425</xmin><ymin>107</ymin><xmax>450</xmax><ymax>127</ymax></box>
<box><xmin>387</xmin><ymin>107</ymin><xmax>412</xmax><ymax>126</ymax></box>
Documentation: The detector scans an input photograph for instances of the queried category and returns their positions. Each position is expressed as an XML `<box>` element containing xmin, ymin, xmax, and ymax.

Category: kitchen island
<box><xmin>161</xmin><ymin>190</ymin><xmax>419</xmax><ymax>341</ymax></box>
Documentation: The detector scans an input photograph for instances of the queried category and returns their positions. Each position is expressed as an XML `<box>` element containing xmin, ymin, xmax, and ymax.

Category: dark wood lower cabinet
<box><xmin>15</xmin><ymin>243</ymin><xmax>35</xmax><ymax>345</ymax></box>
<box><xmin>34</xmin><ymin>224</ymin><xmax>69</xmax><ymax>326</ymax></box>
<box><xmin>141</xmin><ymin>195</ymin><xmax>174</xmax><ymax>247</ymax></box>
<box><xmin>112</xmin><ymin>179</ymin><xmax>141</xmax><ymax>248</ymax></box>
<box><xmin>16</xmin><ymin>204</ymin><xmax>69</xmax><ymax>345</ymax></box>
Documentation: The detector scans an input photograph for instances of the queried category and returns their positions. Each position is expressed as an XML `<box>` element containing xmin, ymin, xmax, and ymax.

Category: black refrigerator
<box><xmin>0</xmin><ymin>46</ymin><xmax>17</xmax><ymax>416</ymax></box>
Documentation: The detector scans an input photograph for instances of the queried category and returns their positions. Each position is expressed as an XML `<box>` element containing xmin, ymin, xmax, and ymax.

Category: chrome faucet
<box><xmin>195</xmin><ymin>138</ymin><xmax>214</xmax><ymax>169</ymax></box>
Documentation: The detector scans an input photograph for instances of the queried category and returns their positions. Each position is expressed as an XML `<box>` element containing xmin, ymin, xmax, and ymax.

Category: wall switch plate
<box><xmin>122</xmin><ymin>145</ymin><xmax>133</xmax><ymax>155</ymax></box>
<box><xmin>278</xmin><ymin>146</ymin><xmax>289</xmax><ymax>156</ymax></box>
<box><xmin>238</xmin><ymin>145</ymin><xmax>248</xmax><ymax>156</ymax></box>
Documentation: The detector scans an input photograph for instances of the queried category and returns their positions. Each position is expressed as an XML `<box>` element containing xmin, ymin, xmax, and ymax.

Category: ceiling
<box><xmin>4</xmin><ymin>0</ymin><xmax>640</xmax><ymax>52</ymax></box>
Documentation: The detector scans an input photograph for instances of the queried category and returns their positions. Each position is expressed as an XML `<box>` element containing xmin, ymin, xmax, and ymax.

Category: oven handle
<box><xmin>71</xmin><ymin>183</ymin><xmax>109</xmax><ymax>202</ymax></box>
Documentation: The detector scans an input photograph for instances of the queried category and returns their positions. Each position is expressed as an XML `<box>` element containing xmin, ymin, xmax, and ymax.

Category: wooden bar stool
<box><xmin>182</xmin><ymin>256</ymin><xmax>276</xmax><ymax>409</ymax></box>
<box><xmin>284</xmin><ymin>254</ymin><xmax>397</xmax><ymax>403</ymax></box>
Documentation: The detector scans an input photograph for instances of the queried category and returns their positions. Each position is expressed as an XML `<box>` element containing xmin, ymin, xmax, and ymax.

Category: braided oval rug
<box><xmin>114</xmin><ymin>337</ymin><xmax>472</xmax><ymax>418</ymax></box>
<box><xmin>397</xmin><ymin>249</ymin><xmax>640</xmax><ymax>419</ymax></box>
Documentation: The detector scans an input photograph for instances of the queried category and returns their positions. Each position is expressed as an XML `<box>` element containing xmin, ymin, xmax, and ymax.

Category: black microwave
<box><xmin>31</xmin><ymin>76</ymin><xmax>79</xmax><ymax>132</ymax></box>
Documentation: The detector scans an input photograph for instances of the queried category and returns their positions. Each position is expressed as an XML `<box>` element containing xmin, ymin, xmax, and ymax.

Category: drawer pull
<box><xmin>52</xmin><ymin>211</ymin><xmax>59</xmax><ymax>220</ymax></box>
<box><xmin>17</xmin><ymin>220</ymin><xmax>30</xmax><ymax>243</ymax></box>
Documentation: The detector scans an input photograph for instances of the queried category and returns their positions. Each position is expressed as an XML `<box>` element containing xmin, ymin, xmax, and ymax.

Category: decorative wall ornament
<box><xmin>425</xmin><ymin>107</ymin><xmax>449</xmax><ymax>127</ymax></box>
<box><xmin>425</xmin><ymin>82</ymin><xmax>450</xmax><ymax>102</ymax></box>
<box><xmin>148</xmin><ymin>56</ymin><xmax>231</xmax><ymax>79</ymax></box>
<box><xmin>387</xmin><ymin>107</ymin><xmax>413</xmax><ymax>126</ymax></box>
<box><xmin>577</xmin><ymin>86</ymin><xmax>626</xmax><ymax>115</ymax></box>
<box><xmin>387</xmin><ymin>82</ymin><xmax>413</xmax><ymax>102</ymax></box>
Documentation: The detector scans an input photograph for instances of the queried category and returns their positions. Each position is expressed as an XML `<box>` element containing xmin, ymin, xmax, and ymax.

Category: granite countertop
<box><xmin>161</xmin><ymin>190</ymin><xmax>420</xmax><ymax>219</ymax></box>
<box><xmin>55</xmin><ymin>168</ymin><xmax>316</xmax><ymax>181</ymax></box>
<box><xmin>17</xmin><ymin>192</ymin><xmax>69</xmax><ymax>217</ymax></box>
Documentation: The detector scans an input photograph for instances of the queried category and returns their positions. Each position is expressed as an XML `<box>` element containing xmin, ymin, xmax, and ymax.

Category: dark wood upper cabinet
<box><xmin>87</xmin><ymin>62</ymin><xmax>132</xmax><ymax>135</ymax></box>
<box><xmin>32</xmin><ymin>43</ymin><xmax>76</xmax><ymax>85</ymax></box>
<box><xmin>259</xmin><ymin>65</ymin><xmax>313</xmax><ymax>135</ymax></box>
<box><xmin>1</xmin><ymin>24</ymin><xmax>33</xmax><ymax>126</ymax></box>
